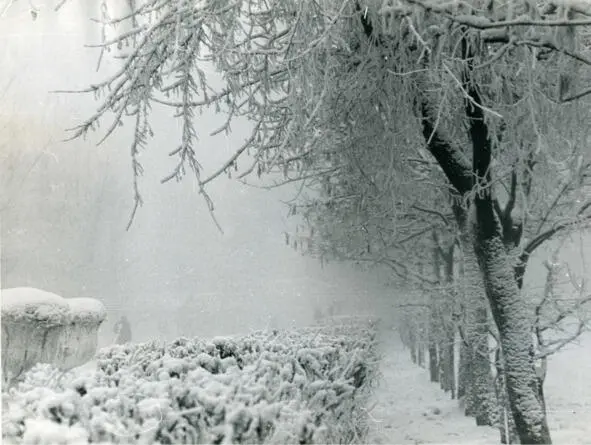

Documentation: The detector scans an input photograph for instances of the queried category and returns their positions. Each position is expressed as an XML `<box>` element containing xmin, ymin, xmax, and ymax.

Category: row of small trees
<box><xmin>29</xmin><ymin>0</ymin><xmax>591</xmax><ymax>443</ymax></box>
<box><xmin>272</xmin><ymin>3</ymin><xmax>591</xmax><ymax>442</ymax></box>
<box><xmin>394</xmin><ymin>232</ymin><xmax>589</xmax><ymax>443</ymax></box>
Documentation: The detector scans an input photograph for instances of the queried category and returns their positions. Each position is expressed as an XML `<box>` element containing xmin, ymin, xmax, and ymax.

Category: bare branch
<box><xmin>560</xmin><ymin>85</ymin><xmax>591</xmax><ymax>103</ymax></box>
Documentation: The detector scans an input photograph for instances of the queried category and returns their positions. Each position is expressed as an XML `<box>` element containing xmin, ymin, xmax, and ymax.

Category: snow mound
<box><xmin>2</xmin><ymin>287</ymin><xmax>107</xmax><ymax>387</ymax></box>
<box><xmin>22</xmin><ymin>418</ymin><xmax>89</xmax><ymax>445</ymax></box>
<box><xmin>1</xmin><ymin>287</ymin><xmax>70</xmax><ymax>326</ymax></box>
<box><xmin>1</xmin><ymin>288</ymin><xmax>106</xmax><ymax>325</ymax></box>
<box><xmin>65</xmin><ymin>297</ymin><xmax>107</xmax><ymax>324</ymax></box>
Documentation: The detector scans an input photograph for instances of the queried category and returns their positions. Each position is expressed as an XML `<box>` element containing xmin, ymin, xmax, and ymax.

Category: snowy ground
<box><xmin>366</xmin><ymin>325</ymin><xmax>591</xmax><ymax>444</ymax></box>
<box><xmin>544</xmin><ymin>332</ymin><xmax>591</xmax><ymax>444</ymax></box>
<box><xmin>365</xmin><ymin>327</ymin><xmax>498</xmax><ymax>444</ymax></box>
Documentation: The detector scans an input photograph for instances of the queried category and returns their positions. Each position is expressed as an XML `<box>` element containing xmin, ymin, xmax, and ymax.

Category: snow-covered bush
<box><xmin>3</xmin><ymin>318</ymin><xmax>380</xmax><ymax>444</ymax></box>
<box><xmin>1</xmin><ymin>288</ymin><xmax>106</xmax><ymax>386</ymax></box>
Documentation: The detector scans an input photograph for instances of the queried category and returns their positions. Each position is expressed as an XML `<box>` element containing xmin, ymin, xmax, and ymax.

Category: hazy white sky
<box><xmin>0</xmin><ymin>0</ymin><xmax>396</xmax><ymax>343</ymax></box>
<box><xmin>1</xmin><ymin>0</ymin><xmax>588</xmax><ymax>344</ymax></box>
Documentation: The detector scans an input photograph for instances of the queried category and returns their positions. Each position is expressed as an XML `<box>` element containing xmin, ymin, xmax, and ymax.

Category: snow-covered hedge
<box><xmin>2</xmin><ymin>317</ymin><xmax>380</xmax><ymax>444</ymax></box>
<box><xmin>1</xmin><ymin>288</ymin><xmax>106</xmax><ymax>386</ymax></box>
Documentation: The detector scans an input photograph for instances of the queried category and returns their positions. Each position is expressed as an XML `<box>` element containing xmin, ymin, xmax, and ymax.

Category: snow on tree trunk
<box><xmin>428</xmin><ymin>298</ymin><xmax>440</xmax><ymax>383</ymax></box>
<box><xmin>429</xmin><ymin>238</ymin><xmax>442</xmax><ymax>383</ymax></box>
<box><xmin>438</xmin><ymin>322</ymin><xmax>456</xmax><ymax>397</ymax></box>
<box><xmin>457</xmin><ymin>336</ymin><xmax>470</xmax><ymax>401</ymax></box>
<box><xmin>439</xmin><ymin>249</ymin><xmax>457</xmax><ymax>397</ymax></box>
<box><xmin>495</xmin><ymin>348</ymin><xmax>520</xmax><ymax>444</ymax></box>
<box><xmin>459</xmin><ymin>218</ymin><xmax>498</xmax><ymax>427</ymax></box>
<box><xmin>470</xmin><ymin>306</ymin><xmax>497</xmax><ymax>426</ymax></box>
<box><xmin>446</xmin><ymin>331</ymin><xmax>456</xmax><ymax>398</ymax></box>
<box><xmin>474</xmin><ymin>203</ymin><xmax>552</xmax><ymax>444</ymax></box>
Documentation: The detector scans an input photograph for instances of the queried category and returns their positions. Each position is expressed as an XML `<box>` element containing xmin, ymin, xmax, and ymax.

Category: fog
<box><xmin>0</xmin><ymin>0</ymin><xmax>395</xmax><ymax>345</ymax></box>
<box><xmin>1</xmin><ymin>1</ymin><xmax>589</xmax><ymax>347</ymax></box>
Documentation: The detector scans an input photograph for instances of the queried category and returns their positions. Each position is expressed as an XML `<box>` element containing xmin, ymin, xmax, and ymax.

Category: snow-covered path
<box><xmin>366</xmin><ymin>326</ymin><xmax>591</xmax><ymax>444</ymax></box>
<box><xmin>366</xmin><ymin>327</ymin><xmax>498</xmax><ymax>445</ymax></box>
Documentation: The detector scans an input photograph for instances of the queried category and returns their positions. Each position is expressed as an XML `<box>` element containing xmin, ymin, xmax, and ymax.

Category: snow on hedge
<box><xmin>1</xmin><ymin>288</ymin><xmax>107</xmax><ymax>387</ymax></box>
<box><xmin>2</xmin><ymin>317</ymin><xmax>380</xmax><ymax>444</ymax></box>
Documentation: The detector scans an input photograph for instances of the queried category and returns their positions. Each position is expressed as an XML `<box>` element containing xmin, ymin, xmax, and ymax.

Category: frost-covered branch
<box><xmin>39</xmin><ymin>0</ymin><xmax>591</xmax><ymax>238</ymax></box>
<box><xmin>410</xmin><ymin>204</ymin><xmax>452</xmax><ymax>226</ymax></box>
<box><xmin>560</xmin><ymin>85</ymin><xmax>591</xmax><ymax>102</ymax></box>
<box><xmin>534</xmin><ymin>250</ymin><xmax>591</xmax><ymax>360</ymax></box>
<box><xmin>522</xmin><ymin>200</ymin><xmax>591</xmax><ymax>261</ymax></box>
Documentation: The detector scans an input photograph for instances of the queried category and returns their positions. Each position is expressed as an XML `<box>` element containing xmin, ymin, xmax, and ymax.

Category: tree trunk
<box><xmin>457</xmin><ymin>335</ymin><xmax>470</xmax><ymax>401</ymax></box>
<box><xmin>495</xmin><ymin>348</ymin><xmax>520</xmax><ymax>444</ymax></box>
<box><xmin>409</xmin><ymin>328</ymin><xmax>418</xmax><ymax>364</ymax></box>
<box><xmin>429</xmin><ymin>239</ymin><xmax>441</xmax><ymax>383</ymax></box>
<box><xmin>439</xmin><ymin>245</ymin><xmax>456</xmax><ymax>397</ymax></box>
<box><xmin>429</xmin><ymin>341</ymin><xmax>439</xmax><ymax>382</ymax></box>
<box><xmin>459</xmin><ymin>217</ymin><xmax>497</xmax><ymax>426</ymax></box>
<box><xmin>428</xmin><ymin>299</ymin><xmax>440</xmax><ymax>382</ymax></box>
<box><xmin>470</xmin><ymin>306</ymin><xmax>496</xmax><ymax>426</ymax></box>
<box><xmin>418</xmin><ymin>54</ymin><xmax>552</xmax><ymax>441</ymax></box>
<box><xmin>447</xmin><ymin>333</ymin><xmax>456</xmax><ymax>398</ymax></box>
<box><xmin>418</xmin><ymin>340</ymin><xmax>425</xmax><ymax>368</ymax></box>
<box><xmin>474</xmin><ymin>197</ymin><xmax>552</xmax><ymax>444</ymax></box>
<box><xmin>438</xmin><ymin>303</ymin><xmax>455</xmax><ymax>395</ymax></box>
<box><xmin>399</xmin><ymin>316</ymin><xmax>410</xmax><ymax>349</ymax></box>
<box><xmin>438</xmin><ymin>335</ymin><xmax>448</xmax><ymax>391</ymax></box>
<box><xmin>438</xmin><ymin>326</ymin><xmax>455</xmax><ymax>396</ymax></box>
<box><xmin>438</xmin><ymin>342</ymin><xmax>447</xmax><ymax>390</ymax></box>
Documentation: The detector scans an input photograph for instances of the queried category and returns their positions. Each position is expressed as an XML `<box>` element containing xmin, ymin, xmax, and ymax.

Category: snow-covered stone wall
<box><xmin>1</xmin><ymin>287</ymin><xmax>106</xmax><ymax>386</ymax></box>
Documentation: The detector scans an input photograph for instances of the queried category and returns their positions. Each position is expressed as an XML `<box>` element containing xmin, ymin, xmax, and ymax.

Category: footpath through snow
<box><xmin>365</xmin><ymin>326</ymin><xmax>498</xmax><ymax>444</ymax></box>
<box><xmin>366</xmin><ymin>325</ymin><xmax>591</xmax><ymax>444</ymax></box>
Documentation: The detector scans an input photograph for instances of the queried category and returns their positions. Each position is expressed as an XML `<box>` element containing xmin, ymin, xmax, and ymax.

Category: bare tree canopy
<box><xmin>62</xmin><ymin>1</ymin><xmax>590</xmax><ymax>223</ymax></box>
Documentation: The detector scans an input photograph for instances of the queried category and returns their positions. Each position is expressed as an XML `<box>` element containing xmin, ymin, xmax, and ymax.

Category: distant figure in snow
<box><xmin>113</xmin><ymin>315</ymin><xmax>132</xmax><ymax>344</ymax></box>
<box><xmin>313</xmin><ymin>306</ymin><xmax>324</xmax><ymax>323</ymax></box>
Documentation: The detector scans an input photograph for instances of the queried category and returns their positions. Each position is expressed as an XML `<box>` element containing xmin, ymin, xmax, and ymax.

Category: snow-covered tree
<box><xmin>34</xmin><ymin>1</ymin><xmax>591</xmax><ymax>443</ymax></box>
